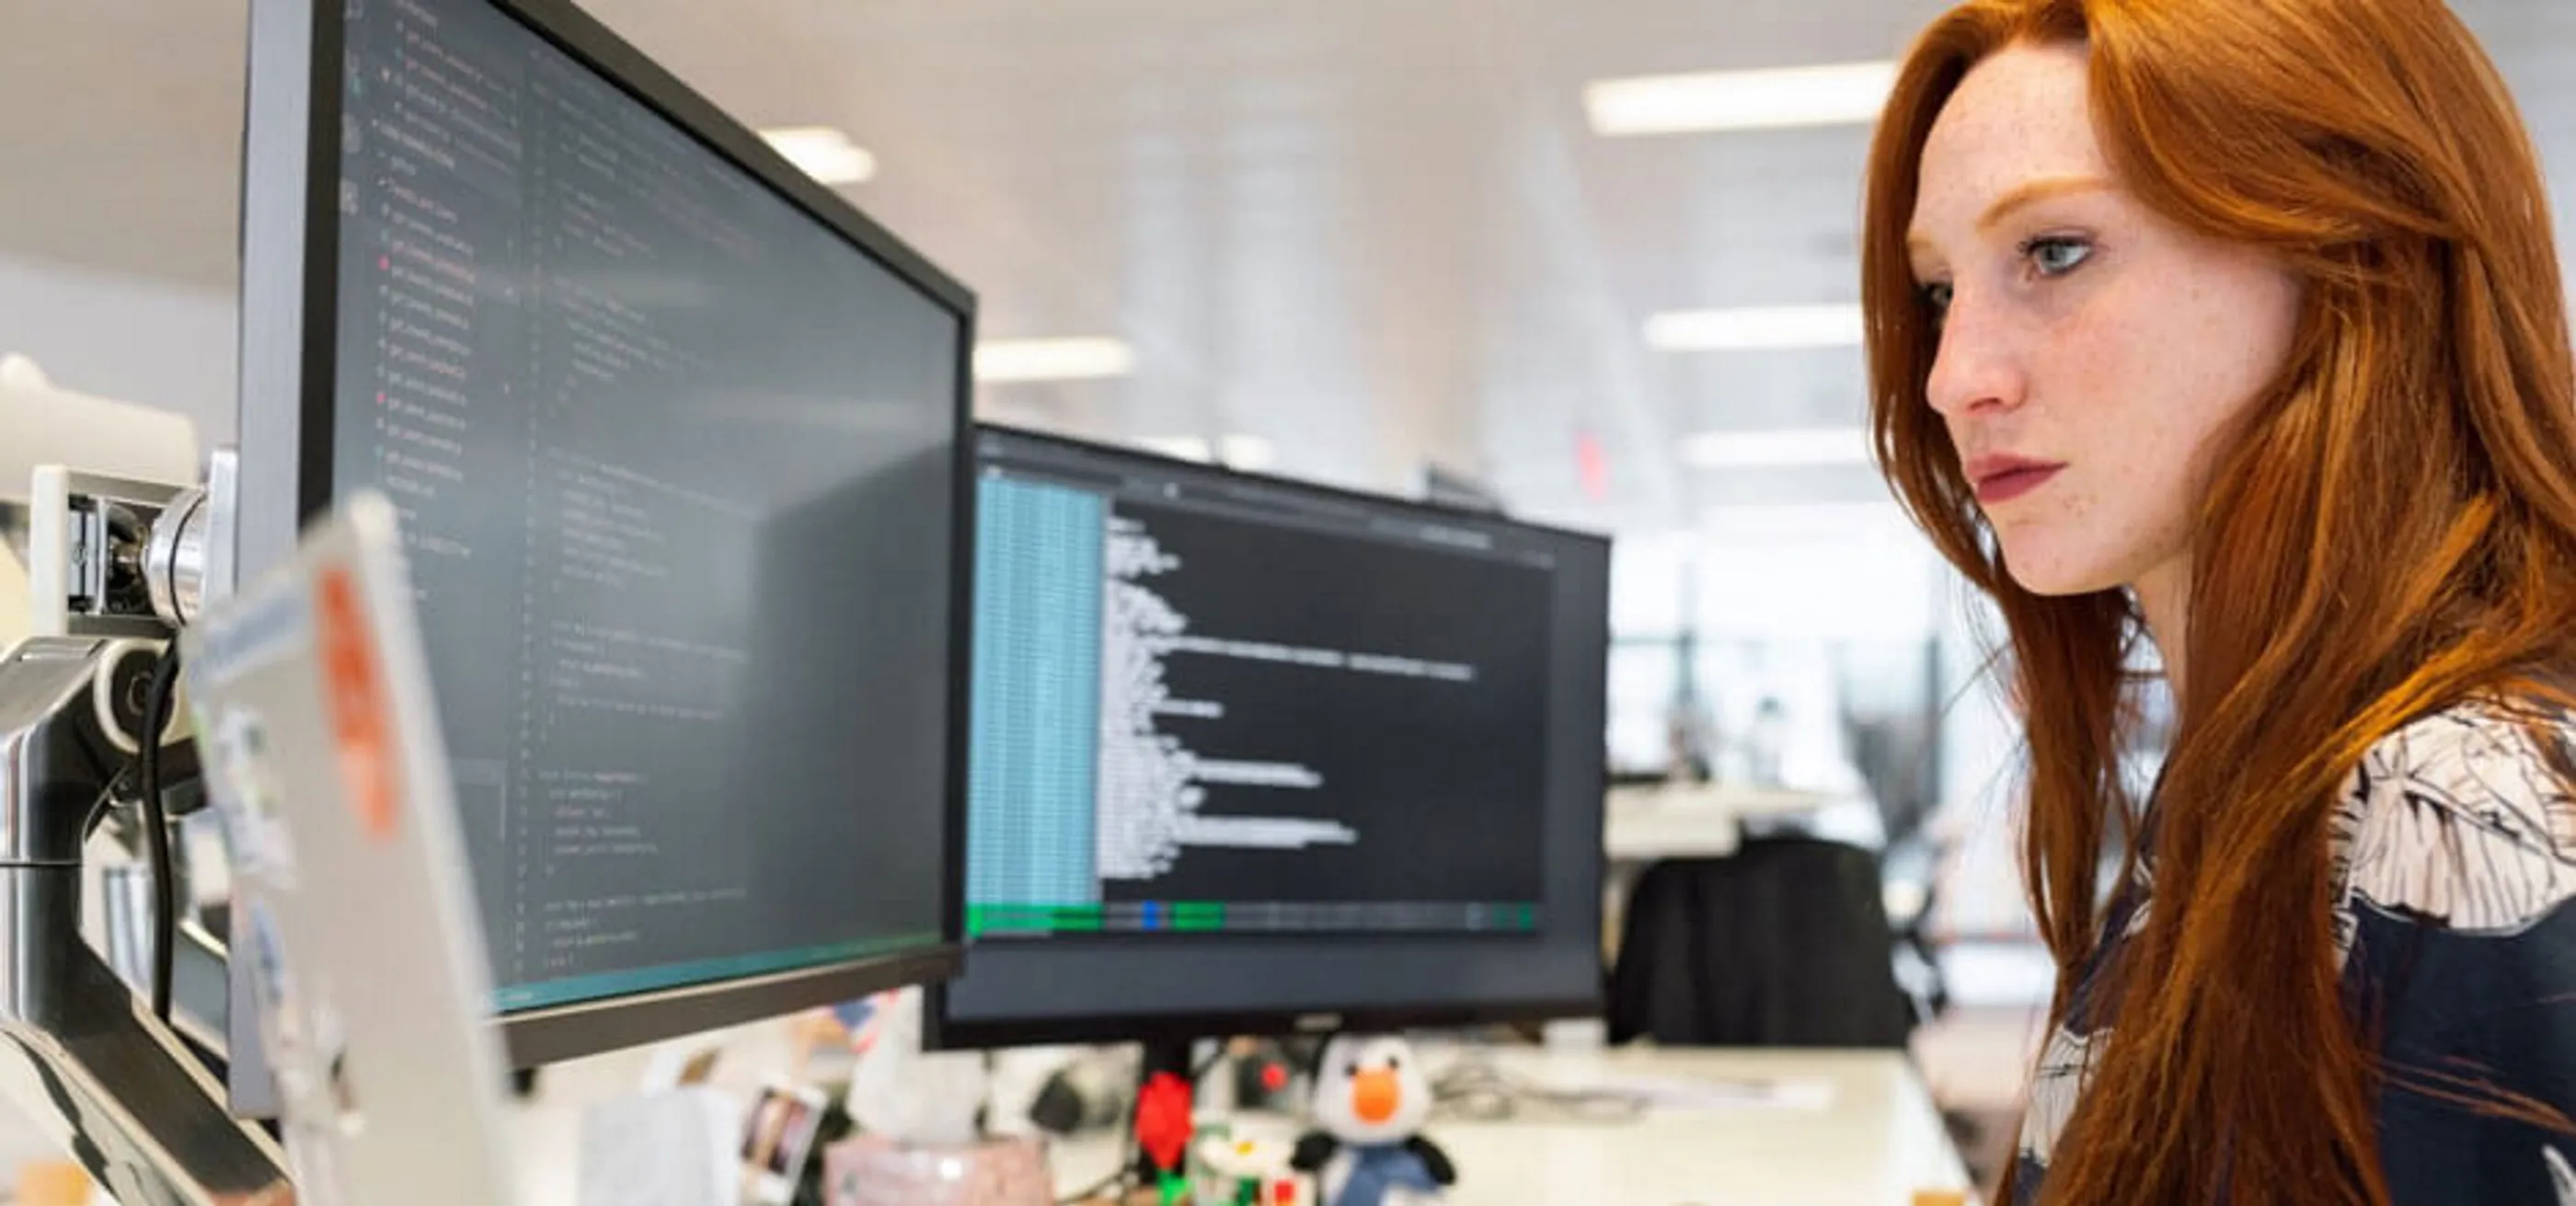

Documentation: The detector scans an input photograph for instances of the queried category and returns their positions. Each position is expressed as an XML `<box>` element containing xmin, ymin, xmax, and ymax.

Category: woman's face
<box><xmin>1904</xmin><ymin>42</ymin><xmax>2302</xmax><ymax>600</ymax></box>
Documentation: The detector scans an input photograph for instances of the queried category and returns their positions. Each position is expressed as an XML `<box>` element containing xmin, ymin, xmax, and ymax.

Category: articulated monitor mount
<box><xmin>0</xmin><ymin>454</ymin><xmax>291</xmax><ymax>1203</ymax></box>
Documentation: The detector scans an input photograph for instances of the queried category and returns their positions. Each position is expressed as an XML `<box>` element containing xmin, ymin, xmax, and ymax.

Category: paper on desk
<box><xmin>1589</xmin><ymin>1074</ymin><xmax>1836</xmax><ymax>1113</ymax></box>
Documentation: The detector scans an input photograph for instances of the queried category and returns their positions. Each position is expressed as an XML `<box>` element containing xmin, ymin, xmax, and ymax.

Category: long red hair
<box><xmin>1863</xmin><ymin>0</ymin><xmax>2576</xmax><ymax>1200</ymax></box>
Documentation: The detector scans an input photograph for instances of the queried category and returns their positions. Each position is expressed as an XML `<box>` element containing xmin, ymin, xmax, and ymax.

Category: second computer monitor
<box><xmin>933</xmin><ymin>426</ymin><xmax>1610</xmax><ymax>1048</ymax></box>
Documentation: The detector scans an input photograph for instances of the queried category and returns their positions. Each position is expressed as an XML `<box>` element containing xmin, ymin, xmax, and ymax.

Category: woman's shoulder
<box><xmin>2353</xmin><ymin>695</ymin><xmax>2576</xmax><ymax>811</ymax></box>
<box><xmin>2331</xmin><ymin>694</ymin><xmax>2576</xmax><ymax>942</ymax></box>
<box><xmin>2333</xmin><ymin>697</ymin><xmax>2576</xmax><ymax>1204</ymax></box>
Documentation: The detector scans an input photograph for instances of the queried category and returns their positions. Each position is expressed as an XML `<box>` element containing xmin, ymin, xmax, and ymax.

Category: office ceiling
<box><xmin>5</xmin><ymin>0</ymin><xmax>2574</xmax><ymax>534</ymax></box>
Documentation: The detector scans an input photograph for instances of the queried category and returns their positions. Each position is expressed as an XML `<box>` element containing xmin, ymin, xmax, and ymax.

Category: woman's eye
<box><xmin>1920</xmin><ymin>281</ymin><xmax>1954</xmax><ymax>316</ymax></box>
<box><xmin>2023</xmin><ymin>235</ymin><xmax>2093</xmax><ymax>277</ymax></box>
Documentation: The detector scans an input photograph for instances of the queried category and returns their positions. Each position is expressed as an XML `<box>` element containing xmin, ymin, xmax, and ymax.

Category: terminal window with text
<box><xmin>323</xmin><ymin>0</ymin><xmax>959</xmax><ymax>1012</ymax></box>
<box><xmin>968</xmin><ymin>432</ymin><xmax>1554</xmax><ymax>940</ymax></box>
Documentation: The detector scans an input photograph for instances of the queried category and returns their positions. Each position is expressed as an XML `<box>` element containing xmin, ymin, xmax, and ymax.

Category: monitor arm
<box><xmin>0</xmin><ymin>636</ymin><xmax>289</xmax><ymax>1203</ymax></box>
<box><xmin>0</xmin><ymin>443</ymin><xmax>290</xmax><ymax>1202</ymax></box>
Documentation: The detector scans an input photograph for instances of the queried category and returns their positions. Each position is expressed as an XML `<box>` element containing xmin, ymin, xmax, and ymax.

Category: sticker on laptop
<box><xmin>315</xmin><ymin>563</ymin><xmax>401</xmax><ymax>842</ymax></box>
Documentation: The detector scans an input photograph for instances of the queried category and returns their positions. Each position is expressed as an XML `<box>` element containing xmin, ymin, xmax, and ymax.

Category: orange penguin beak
<box><xmin>1351</xmin><ymin>1068</ymin><xmax>1401</xmax><ymax>1125</ymax></box>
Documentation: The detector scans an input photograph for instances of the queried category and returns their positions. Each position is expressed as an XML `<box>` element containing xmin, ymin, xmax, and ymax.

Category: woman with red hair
<box><xmin>1866</xmin><ymin>0</ymin><xmax>2576</xmax><ymax>1201</ymax></box>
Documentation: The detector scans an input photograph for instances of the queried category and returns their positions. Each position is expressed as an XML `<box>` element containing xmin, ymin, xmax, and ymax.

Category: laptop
<box><xmin>184</xmin><ymin>490</ymin><xmax>519</xmax><ymax>1206</ymax></box>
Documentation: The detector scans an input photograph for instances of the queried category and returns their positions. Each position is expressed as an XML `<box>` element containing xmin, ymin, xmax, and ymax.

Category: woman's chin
<box><xmin>2000</xmin><ymin>546</ymin><xmax>2124</xmax><ymax>599</ymax></box>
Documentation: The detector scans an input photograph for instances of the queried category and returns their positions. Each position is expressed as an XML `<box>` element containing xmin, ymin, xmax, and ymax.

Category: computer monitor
<box><xmin>232</xmin><ymin>0</ymin><xmax>973</xmax><ymax>1103</ymax></box>
<box><xmin>930</xmin><ymin>426</ymin><xmax>1611</xmax><ymax>1050</ymax></box>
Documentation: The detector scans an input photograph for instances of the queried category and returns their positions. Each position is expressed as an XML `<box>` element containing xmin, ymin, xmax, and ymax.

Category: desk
<box><xmin>1055</xmin><ymin>1046</ymin><xmax>1972</xmax><ymax>1206</ymax></box>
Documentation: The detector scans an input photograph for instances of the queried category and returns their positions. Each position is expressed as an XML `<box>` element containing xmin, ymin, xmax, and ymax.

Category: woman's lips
<box><xmin>1967</xmin><ymin>457</ymin><xmax>2065</xmax><ymax>505</ymax></box>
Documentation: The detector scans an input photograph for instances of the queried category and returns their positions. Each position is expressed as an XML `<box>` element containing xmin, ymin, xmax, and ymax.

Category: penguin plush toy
<box><xmin>1291</xmin><ymin>1034</ymin><xmax>1455</xmax><ymax>1206</ymax></box>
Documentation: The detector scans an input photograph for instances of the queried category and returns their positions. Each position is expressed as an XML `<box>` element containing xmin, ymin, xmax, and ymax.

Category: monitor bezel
<box><xmin>926</xmin><ymin>422</ymin><xmax>1611</xmax><ymax>1051</ymax></box>
<box><xmin>236</xmin><ymin>0</ymin><xmax>974</xmax><ymax>1095</ymax></box>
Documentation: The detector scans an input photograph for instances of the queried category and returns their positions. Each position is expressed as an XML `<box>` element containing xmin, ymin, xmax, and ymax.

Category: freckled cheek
<box><xmin>2078</xmin><ymin>440</ymin><xmax>2200</xmax><ymax>576</ymax></box>
<box><xmin>2043</xmin><ymin>304</ymin><xmax>2132</xmax><ymax>406</ymax></box>
<box><xmin>2055</xmin><ymin>303</ymin><xmax>2218</xmax><ymax>484</ymax></box>
<box><xmin>2030</xmin><ymin>313</ymin><xmax>2135</xmax><ymax>515</ymax></box>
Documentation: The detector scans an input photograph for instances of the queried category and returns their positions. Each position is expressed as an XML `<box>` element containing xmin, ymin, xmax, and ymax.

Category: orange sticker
<box><xmin>316</xmin><ymin>564</ymin><xmax>399</xmax><ymax>841</ymax></box>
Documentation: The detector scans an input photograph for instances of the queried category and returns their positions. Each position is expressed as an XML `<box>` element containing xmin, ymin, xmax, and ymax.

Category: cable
<box><xmin>138</xmin><ymin>642</ymin><xmax>182</xmax><ymax>1023</ymax></box>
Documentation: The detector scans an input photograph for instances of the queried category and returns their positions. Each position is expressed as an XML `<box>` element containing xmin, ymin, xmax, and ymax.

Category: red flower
<box><xmin>1134</xmin><ymin>1072</ymin><xmax>1195</xmax><ymax>1173</ymax></box>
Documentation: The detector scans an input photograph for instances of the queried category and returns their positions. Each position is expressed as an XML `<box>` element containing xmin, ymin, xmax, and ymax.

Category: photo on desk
<box><xmin>741</xmin><ymin>1081</ymin><xmax>829</xmax><ymax>1203</ymax></box>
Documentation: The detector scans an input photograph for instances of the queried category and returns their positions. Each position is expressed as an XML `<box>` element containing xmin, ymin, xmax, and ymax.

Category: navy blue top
<box><xmin>2014</xmin><ymin>699</ymin><xmax>2576</xmax><ymax>1203</ymax></box>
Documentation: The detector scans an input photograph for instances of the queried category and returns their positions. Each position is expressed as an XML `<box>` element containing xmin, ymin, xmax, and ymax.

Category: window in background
<box><xmin>1607</xmin><ymin>640</ymin><xmax>1687</xmax><ymax>778</ymax></box>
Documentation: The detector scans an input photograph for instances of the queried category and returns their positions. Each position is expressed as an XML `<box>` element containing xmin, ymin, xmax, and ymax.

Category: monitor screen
<box><xmin>933</xmin><ymin>427</ymin><xmax>1609</xmax><ymax>1047</ymax></box>
<box><xmin>237</xmin><ymin>0</ymin><xmax>971</xmax><ymax>1077</ymax></box>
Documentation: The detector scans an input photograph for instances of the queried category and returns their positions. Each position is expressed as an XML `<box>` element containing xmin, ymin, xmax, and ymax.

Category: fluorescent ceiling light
<box><xmin>975</xmin><ymin>338</ymin><xmax>1136</xmax><ymax>384</ymax></box>
<box><xmin>1584</xmin><ymin>61</ymin><xmax>1897</xmax><ymax>136</ymax></box>
<box><xmin>758</xmin><ymin>126</ymin><xmax>877</xmax><ymax>185</ymax></box>
<box><xmin>1646</xmin><ymin>304</ymin><xmax>1862</xmax><ymax>351</ymax></box>
<box><xmin>1681</xmin><ymin>426</ymin><xmax>1870</xmax><ymax>468</ymax></box>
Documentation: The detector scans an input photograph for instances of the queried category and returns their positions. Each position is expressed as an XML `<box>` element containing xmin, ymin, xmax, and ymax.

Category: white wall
<box><xmin>0</xmin><ymin>254</ymin><xmax>235</xmax><ymax>444</ymax></box>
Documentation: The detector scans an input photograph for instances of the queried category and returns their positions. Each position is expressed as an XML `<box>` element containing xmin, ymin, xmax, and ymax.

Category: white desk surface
<box><xmin>1054</xmin><ymin>1046</ymin><xmax>1972</xmax><ymax>1206</ymax></box>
